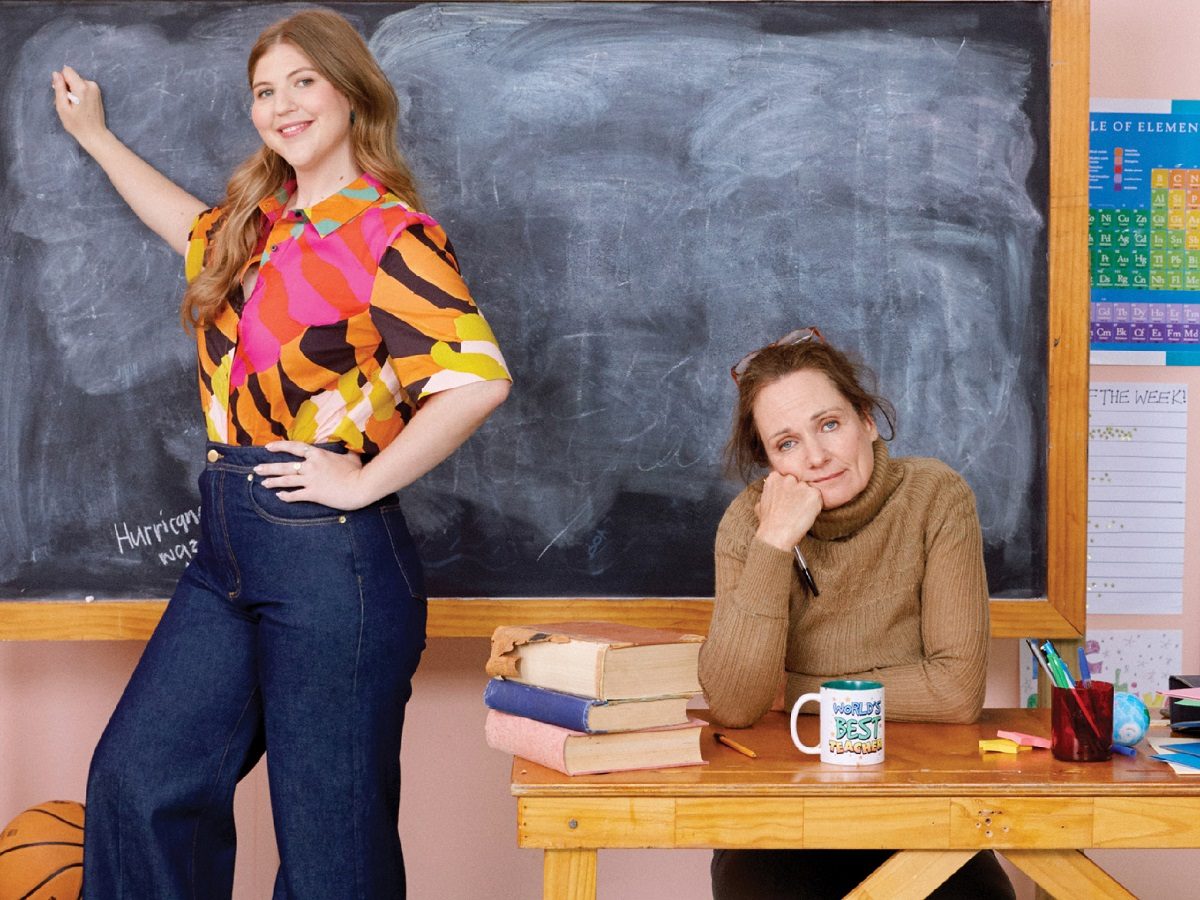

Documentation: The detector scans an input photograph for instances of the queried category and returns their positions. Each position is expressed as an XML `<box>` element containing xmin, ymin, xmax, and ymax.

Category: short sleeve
<box><xmin>368</xmin><ymin>221</ymin><xmax>511</xmax><ymax>405</ymax></box>
<box><xmin>184</xmin><ymin>207</ymin><xmax>223</xmax><ymax>284</ymax></box>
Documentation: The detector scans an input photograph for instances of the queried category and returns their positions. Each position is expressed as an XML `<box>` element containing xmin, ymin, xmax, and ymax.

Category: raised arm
<box><xmin>52</xmin><ymin>66</ymin><xmax>207</xmax><ymax>256</ymax></box>
<box><xmin>699</xmin><ymin>489</ymin><xmax>797</xmax><ymax>728</ymax></box>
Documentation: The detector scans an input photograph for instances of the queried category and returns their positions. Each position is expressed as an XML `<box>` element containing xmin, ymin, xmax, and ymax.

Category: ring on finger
<box><xmin>293</xmin><ymin>462</ymin><xmax>303</xmax><ymax>474</ymax></box>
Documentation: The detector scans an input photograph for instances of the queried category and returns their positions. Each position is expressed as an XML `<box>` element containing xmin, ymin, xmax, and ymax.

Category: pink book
<box><xmin>485</xmin><ymin>709</ymin><xmax>707</xmax><ymax>776</ymax></box>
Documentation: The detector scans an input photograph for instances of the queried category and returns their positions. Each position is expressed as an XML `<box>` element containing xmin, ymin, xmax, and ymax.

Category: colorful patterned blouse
<box><xmin>185</xmin><ymin>173</ymin><xmax>510</xmax><ymax>452</ymax></box>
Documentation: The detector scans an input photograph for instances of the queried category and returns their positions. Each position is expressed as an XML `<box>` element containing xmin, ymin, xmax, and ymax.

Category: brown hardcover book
<box><xmin>485</xmin><ymin>709</ymin><xmax>706</xmax><ymax>775</ymax></box>
<box><xmin>486</xmin><ymin>622</ymin><xmax>703</xmax><ymax>701</ymax></box>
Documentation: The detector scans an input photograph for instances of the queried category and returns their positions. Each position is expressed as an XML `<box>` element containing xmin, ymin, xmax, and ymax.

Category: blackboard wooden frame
<box><xmin>0</xmin><ymin>0</ymin><xmax>1089</xmax><ymax>641</ymax></box>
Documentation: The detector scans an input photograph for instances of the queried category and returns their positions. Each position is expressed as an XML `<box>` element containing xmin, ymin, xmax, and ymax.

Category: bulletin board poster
<box><xmin>1090</xmin><ymin>99</ymin><xmax>1200</xmax><ymax>366</ymax></box>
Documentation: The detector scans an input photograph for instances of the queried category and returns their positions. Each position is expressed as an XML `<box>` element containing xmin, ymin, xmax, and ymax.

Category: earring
<box><xmin>349</xmin><ymin>109</ymin><xmax>356</xmax><ymax>125</ymax></box>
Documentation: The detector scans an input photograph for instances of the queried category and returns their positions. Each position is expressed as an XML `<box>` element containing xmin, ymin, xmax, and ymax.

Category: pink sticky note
<box><xmin>997</xmin><ymin>729</ymin><xmax>1052</xmax><ymax>749</ymax></box>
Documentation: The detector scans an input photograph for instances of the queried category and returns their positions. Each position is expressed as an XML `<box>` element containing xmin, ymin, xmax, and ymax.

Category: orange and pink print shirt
<box><xmin>185</xmin><ymin>174</ymin><xmax>511</xmax><ymax>453</ymax></box>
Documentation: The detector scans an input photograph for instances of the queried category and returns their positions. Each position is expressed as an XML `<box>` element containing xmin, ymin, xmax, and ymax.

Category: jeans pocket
<box><xmin>245</xmin><ymin>477</ymin><xmax>344</xmax><ymax>526</ymax></box>
<box><xmin>380</xmin><ymin>506</ymin><xmax>426</xmax><ymax>600</ymax></box>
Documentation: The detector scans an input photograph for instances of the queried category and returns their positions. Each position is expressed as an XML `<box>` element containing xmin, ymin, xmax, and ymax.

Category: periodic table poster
<box><xmin>1090</xmin><ymin>100</ymin><xmax>1200</xmax><ymax>366</ymax></box>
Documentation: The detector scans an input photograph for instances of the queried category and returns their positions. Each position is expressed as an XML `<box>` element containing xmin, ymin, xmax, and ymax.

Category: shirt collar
<box><xmin>257</xmin><ymin>173</ymin><xmax>387</xmax><ymax>237</ymax></box>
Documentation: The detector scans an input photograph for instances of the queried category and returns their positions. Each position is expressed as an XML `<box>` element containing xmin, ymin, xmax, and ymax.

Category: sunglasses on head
<box><xmin>730</xmin><ymin>326</ymin><xmax>825</xmax><ymax>384</ymax></box>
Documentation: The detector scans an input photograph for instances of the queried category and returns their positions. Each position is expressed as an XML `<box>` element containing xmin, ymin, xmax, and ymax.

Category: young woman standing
<box><xmin>53</xmin><ymin>10</ymin><xmax>510</xmax><ymax>897</ymax></box>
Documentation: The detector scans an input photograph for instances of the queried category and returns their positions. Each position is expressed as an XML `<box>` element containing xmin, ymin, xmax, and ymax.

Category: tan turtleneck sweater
<box><xmin>699</xmin><ymin>441</ymin><xmax>989</xmax><ymax>728</ymax></box>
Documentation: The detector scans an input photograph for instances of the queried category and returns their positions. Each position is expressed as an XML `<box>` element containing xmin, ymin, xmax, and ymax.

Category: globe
<box><xmin>1113</xmin><ymin>691</ymin><xmax>1150</xmax><ymax>746</ymax></box>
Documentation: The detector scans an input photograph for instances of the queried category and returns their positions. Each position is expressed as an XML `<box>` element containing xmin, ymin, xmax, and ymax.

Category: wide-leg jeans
<box><xmin>83</xmin><ymin>443</ymin><xmax>427</xmax><ymax>899</ymax></box>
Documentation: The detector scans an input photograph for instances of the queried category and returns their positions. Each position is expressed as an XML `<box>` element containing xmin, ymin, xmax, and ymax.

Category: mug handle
<box><xmin>790</xmin><ymin>692</ymin><xmax>822</xmax><ymax>754</ymax></box>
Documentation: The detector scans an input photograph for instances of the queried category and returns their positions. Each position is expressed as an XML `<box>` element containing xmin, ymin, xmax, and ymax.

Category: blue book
<box><xmin>483</xmin><ymin>678</ymin><xmax>692</xmax><ymax>734</ymax></box>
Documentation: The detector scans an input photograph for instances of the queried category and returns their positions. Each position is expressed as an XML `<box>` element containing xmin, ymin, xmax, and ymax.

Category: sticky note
<box><xmin>979</xmin><ymin>739</ymin><xmax>1021</xmax><ymax>754</ymax></box>
<box><xmin>997</xmin><ymin>730</ymin><xmax>1051</xmax><ymax>749</ymax></box>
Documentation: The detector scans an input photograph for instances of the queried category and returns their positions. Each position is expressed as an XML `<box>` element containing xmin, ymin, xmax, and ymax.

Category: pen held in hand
<box><xmin>793</xmin><ymin>547</ymin><xmax>819</xmax><ymax>596</ymax></box>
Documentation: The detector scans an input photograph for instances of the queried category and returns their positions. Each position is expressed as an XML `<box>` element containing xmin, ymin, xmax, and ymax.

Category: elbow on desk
<box><xmin>888</xmin><ymin>683</ymin><xmax>984</xmax><ymax>725</ymax></box>
<box><xmin>700</xmin><ymin>688</ymin><xmax>770</xmax><ymax>730</ymax></box>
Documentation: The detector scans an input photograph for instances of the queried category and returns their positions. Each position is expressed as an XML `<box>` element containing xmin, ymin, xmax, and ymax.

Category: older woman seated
<box><xmin>700</xmin><ymin>327</ymin><xmax>1013</xmax><ymax>900</ymax></box>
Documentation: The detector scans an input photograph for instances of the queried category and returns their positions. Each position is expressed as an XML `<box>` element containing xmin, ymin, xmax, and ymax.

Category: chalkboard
<box><xmin>0</xmin><ymin>1</ymin><xmax>1077</xmax><ymax>613</ymax></box>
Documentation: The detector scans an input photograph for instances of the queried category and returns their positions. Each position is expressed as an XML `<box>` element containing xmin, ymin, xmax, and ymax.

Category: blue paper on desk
<box><xmin>1161</xmin><ymin>743</ymin><xmax>1200</xmax><ymax>758</ymax></box>
<box><xmin>1151</xmin><ymin>753</ymin><xmax>1200</xmax><ymax>770</ymax></box>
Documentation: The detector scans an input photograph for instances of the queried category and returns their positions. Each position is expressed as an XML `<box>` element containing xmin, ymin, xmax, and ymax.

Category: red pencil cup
<box><xmin>1051</xmin><ymin>681</ymin><xmax>1114</xmax><ymax>762</ymax></box>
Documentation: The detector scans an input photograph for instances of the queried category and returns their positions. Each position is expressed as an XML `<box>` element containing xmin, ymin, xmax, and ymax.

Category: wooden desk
<box><xmin>510</xmin><ymin>709</ymin><xmax>1197</xmax><ymax>899</ymax></box>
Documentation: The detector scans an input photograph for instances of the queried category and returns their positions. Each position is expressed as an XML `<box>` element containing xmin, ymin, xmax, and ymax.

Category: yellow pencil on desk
<box><xmin>714</xmin><ymin>732</ymin><xmax>758</xmax><ymax>758</ymax></box>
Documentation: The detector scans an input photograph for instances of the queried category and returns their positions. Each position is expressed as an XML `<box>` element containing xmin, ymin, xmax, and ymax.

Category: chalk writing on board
<box><xmin>1</xmin><ymin>2</ymin><xmax>1050</xmax><ymax>599</ymax></box>
<box><xmin>112</xmin><ymin>506</ymin><xmax>202</xmax><ymax>567</ymax></box>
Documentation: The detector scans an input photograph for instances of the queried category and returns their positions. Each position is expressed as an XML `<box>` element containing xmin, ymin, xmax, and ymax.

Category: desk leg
<box><xmin>543</xmin><ymin>848</ymin><xmax>597</xmax><ymax>900</ymax></box>
<box><xmin>844</xmin><ymin>850</ymin><xmax>976</xmax><ymax>900</ymax></box>
<box><xmin>1003</xmin><ymin>850</ymin><xmax>1136</xmax><ymax>899</ymax></box>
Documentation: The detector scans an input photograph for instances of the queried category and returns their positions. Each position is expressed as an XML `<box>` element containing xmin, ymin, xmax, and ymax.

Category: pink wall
<box><xmin>4</xmin><ymin>3</ymin><xmax>1199</xmax><ymax>897</ymax></box>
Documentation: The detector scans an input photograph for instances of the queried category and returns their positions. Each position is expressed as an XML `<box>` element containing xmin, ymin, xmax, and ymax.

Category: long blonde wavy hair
<box><xmin>181</xmin><ymin>9</ymin><xmax>424</xmax><ymax>330</ymax></box>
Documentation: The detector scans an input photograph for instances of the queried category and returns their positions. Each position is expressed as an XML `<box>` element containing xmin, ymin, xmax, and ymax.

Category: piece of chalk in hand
<box><xmin>67</xmin><ymin>92</ymin><xmax>81</xmax><ymax>105</ymax></box>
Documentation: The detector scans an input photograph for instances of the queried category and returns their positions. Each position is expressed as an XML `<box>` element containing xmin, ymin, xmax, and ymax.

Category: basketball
<box><xmin>0</xmin><ymin>800</ymin><xmax>84</xmax><ymax>900</ymax></box>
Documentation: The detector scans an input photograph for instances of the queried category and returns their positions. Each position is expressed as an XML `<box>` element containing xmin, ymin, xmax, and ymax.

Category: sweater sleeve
<box><xmin>788</xmin><ymin>477</ymin><xmax>990</xmax><ymax>724</ymax></box>
<box><xmin>699</xmin><ymin>489</ymin><xmax>796</xmax><ymax>728</ymax></box>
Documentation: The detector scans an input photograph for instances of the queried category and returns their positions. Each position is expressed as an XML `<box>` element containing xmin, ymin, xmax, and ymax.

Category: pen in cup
<box><xmin>1025</xmin><ymin>639</ymin><xmax>1056</xmax><ymax>684</ymax></box>
<box><xmin>1041</xmin><ymin>641</ymin><xmax>1075</xmax><ymax>688</ymax></box>
<box><xmin>793</xmin><ymin>547</ymin><xmax>819</xmax><ymax>596</ymax></box>
<box><xmin>1077</xmin><ymin>647</ymin><xmax>1092</xmax><ymax>686</ymax></box>
<box><xmin>1043</xmin><ymin>640</ymin><xmax>1106</xmax><ymax>745</ymax></box>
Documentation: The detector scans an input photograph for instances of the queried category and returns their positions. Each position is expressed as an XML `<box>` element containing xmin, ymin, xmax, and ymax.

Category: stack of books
<box><xmin>483</xmin><ymin>621</ymin><xmax>706</xmax><ymax>775</ymax></box>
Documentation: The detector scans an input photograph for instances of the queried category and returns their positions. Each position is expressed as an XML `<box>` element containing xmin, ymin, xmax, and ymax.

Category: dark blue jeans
<box><xmin>83</xmin><ymin>443</ymin><xmax>427</xmax><ymax>899</ymax></box>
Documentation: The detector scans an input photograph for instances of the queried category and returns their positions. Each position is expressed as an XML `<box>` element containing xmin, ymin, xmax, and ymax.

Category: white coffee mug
<box><xmin>790</xmin><ymin>679</ymin><xmax>885</xmax><ymax>766</ymax></box>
